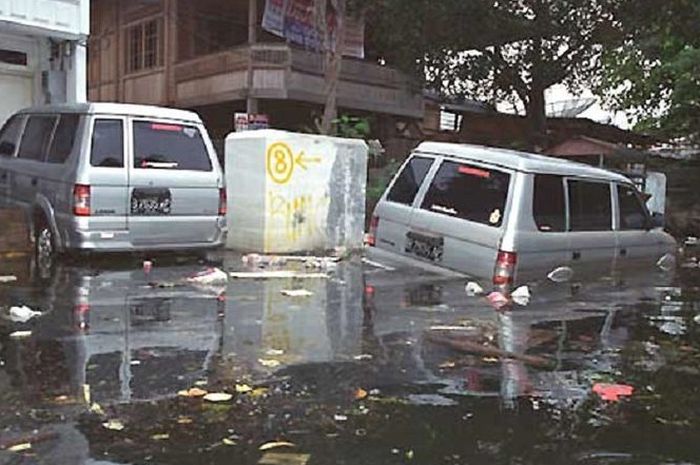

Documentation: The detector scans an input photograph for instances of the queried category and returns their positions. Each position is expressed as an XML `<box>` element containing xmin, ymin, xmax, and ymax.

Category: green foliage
<box><xmin>594</xmin><ymin>0</ymin><xmax>700</xmax><ymax>142</ymax></box>
<box><xmin>332</xmin><ymin>115</ymin><xmax>371</xmax><ymax>139</ymax></box>
<box><xmin>368</xmin><ymin>0</ymin><xmax>621</xmax><ymax>135</ymax></box>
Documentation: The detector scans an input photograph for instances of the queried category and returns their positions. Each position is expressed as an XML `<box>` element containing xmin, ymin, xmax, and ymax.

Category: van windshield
<box><xmin>421</xmin><ymin>160</ymin><xmax>510</xmax><ymax>227</ymax></box>
<box><xmin>133</xmin><ymin>122</ymin><xmax>212</xmax><ymax>171</ymax></box>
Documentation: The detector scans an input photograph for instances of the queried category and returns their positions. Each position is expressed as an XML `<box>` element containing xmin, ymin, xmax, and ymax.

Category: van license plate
<box><xmin>405</xmin><ymin>231</ymin><xmax>444</xmax><ymax>262</ymax></box>
<box><xmin>131</xmin><ymin>188</ymin><xmax>172</xmax><ymax>215</ymax></box>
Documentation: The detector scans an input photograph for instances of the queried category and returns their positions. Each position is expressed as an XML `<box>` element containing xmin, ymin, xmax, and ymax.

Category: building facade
<box><xmin>87</xmin><ymin>0</ymin><xmax>423</xmax><ymax>141</ymax></box>
<box><xmin>0</xmin><ymin>0</ymin><xmax>90</xmax><ymax>125</ymax></box>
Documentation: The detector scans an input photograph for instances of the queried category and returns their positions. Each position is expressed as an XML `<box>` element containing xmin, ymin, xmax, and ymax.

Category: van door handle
<box><xmin>0</xmin><ymin>172</ymin><xmax>6</xmax><ymax>181</ymax></box>
<box><xmin>620</xmin><ymin>248</ymin><xmax>627</xmax><ymax>257</ymax></box>
<box><xmin>31</xmin><ymin>178</ymin><xmax>38</xmax><ymax>186</ymax></box>
<box><xmin>572</xmin><ymin>251</ymin><xmax>581</xmax><ymax>260</ymax></box>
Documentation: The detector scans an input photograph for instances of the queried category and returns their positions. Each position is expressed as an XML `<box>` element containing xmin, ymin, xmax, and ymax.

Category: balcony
<box><xmin>173</xmin><ymin>43</ymin><xmax>423</xmax><ymax>118</ymax></box>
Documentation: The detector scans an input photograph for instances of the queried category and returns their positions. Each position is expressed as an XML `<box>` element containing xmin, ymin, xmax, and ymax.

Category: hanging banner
<box><xmin>261</xmin><ymin>0</ymin><xmax>365</xmax><ymax>59</ymax></box>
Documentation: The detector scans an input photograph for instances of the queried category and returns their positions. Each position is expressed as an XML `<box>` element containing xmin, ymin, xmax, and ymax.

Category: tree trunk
<box><xmin>526</xmin><ymin>83</ymin><xmax>546</xmax><ymax>150</ymax></box>
<box><xmin>526</xmin><ymin>36</ymin><xmax>547</xmax><ymax>151</ymax></box>
<box><xmin>315</xmin><ymin>0</ymin><xmax>346</xmax><ymax>135</ymax></box>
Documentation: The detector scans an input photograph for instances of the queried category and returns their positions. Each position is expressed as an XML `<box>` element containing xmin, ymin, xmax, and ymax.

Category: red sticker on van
<box><xmin>458</xmin><ymin>165</ymin><xmax>491</xmax><ymax>178</ymax></box>
<box><xmin>150</xmin><ymin>123</ymin><xmax>182</xmax><ymax>132</ymax></box>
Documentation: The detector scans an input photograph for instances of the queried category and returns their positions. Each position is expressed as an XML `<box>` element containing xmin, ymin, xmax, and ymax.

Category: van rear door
<box><xmin>86</xmin><ymin>117</ymin><xmax>129</xmax><ymax>231</ymax></box>
<box><xmin>407</xmin><ymin>159</ymin><xmax>511</xmax><ymax>280</ymax></box>
<box><xmin>373</xmin><ymin>155</ymin><xmax>434</xmax><ymax>253</ymax></box>
<box><xmin>127</xmin><ymin>119</ymin><xmax>221</xmax><ymax>246</ymax></box>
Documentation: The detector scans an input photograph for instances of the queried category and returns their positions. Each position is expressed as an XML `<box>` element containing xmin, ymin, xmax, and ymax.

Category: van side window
<box><xmin>533</xmin><ymin>174</ymin><xmax>566</xmax><ymax>232</ymax></box>
<box><xmin>47</xmin><ymin>114</ymin><xmax>80</xmax><ymax>164</ymax></box>
<box><xmin>618</xmin><ymin>184</ymin><xmax>649</xmax><ymax>230</ymax></box>
<box><xmin>421</xmin><ymin>160</ymin><xmax>510</xmax><ymax>227</ymax></box>
<box><xmin>91</xmin><ymin>119</ymin><xmax>124</xmax><ymax>167</ymax></box>
<box><xmin>18</xmin><ymin>115</ymin><xmax>57</xmax><ymax>161</ymax></box>
<box><xmin>0</xmin><ymin>116</ymin><xmax>23</xmax><ymax>157</ymax></box>
<box><xmin>568</xmin><ymin>180</ymin><xmax>612</xmax><ymax>231</ymax></box>
<box><xmin>133</xmin><ymin>121</ymin><xmax>212</xmax><ymax>171</ymax></box>
<box><xmin>386</xmin><ymin>156</ymin><xmax>433</xmax><ymax>205</ymax></box>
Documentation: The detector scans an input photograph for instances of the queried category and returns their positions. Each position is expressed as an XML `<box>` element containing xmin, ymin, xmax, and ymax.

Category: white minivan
<box><xmin>0</xmin><ymin>103</ymin><xmax>227</xmax><ymax>259</ymax></box>
<box><xmin>368</xmin><ymin>142</ymin><xmax>677</xmax><ymax>289</ymax></box>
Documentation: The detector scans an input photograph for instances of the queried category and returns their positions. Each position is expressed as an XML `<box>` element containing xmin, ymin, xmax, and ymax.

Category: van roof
<box><xmin>16</xmin><ymin>103</ymin><xmax>201</xmax><ymax>123</ymax></box>
<box><xmin>415</xmin><ymin>141</ymin><xmax>631</xmax><ymax>182</ymax></box>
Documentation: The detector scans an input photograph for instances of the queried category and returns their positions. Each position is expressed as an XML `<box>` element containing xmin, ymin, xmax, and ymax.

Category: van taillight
<box><xmin>73</xmin><ymin>184</ymin><xmax>91</xmax><ymax>216</ymax></box>
<box><xmin>218</xmin><ymin>188</ymin><xmax>227</xmax><ymax>216</ymax></box>
<box><xmin>493</xmin><ymin>250</ymin><xmax>517</xmax><ymax>287</ymax></box>
<box><xmin>367</xmin><ymin>216</ymin><xmax>379</xmax><ymax>247</ymax></box>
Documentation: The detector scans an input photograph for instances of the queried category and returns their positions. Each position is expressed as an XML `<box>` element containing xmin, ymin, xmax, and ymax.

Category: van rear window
<box><xmin>421</xmin><ymin>160</ymin><xmax>510</xmax><ymax>227</ymax></box>
<box><xmin>133</xmin><ymin>121</ymin><xmax>212</xmax><ymax>171</ymax></box>
<box><xmin>386</xmin><ymin>156</ymin><xmax>433</xmax><ymax>205</ymax></box>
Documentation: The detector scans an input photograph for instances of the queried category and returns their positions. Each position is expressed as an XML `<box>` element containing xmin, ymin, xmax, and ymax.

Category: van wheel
<box><xmin>35</xmin><ymin>218</ymin><xmax>56</xmax><ymax>273</ymax></box>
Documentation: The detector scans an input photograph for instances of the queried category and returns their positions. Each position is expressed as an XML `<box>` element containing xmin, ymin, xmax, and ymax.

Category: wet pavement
<box><xmin>1</xmin><ymin>248</ymin><xmax>700</xmax><ymax>465</ymax></box>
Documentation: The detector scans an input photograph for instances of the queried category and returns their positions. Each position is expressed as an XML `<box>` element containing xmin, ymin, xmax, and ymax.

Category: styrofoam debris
<box><xmin>186</xmin><ymin>267</ymin><xmax>228</xmax><ymax>285</ymax></box>
<box><xmin>465</xmin><ymin>281</ymin><xmax>484</xmax><ymax>296</ymax></box>
<box><xmin>361</xmin><ymin>258</ymin><xmax>396</xmax><ymax>271</ymax></box>
<box><xmin>280</xmin><ymin>289</ymin><xmax>314</xmax><ymax>297</ymax></box>
<box><xmin>7</xmin><ymin>305</ymin><xmax>42</xmax><ymax>323</ymax></box>
<box><xmin>0</xmin><ymin>275</ymin><xmax>18</xmax><ymax>283</ymax></box>
<box><xmin>547</xmin><ymin>266</ymin><xmax>574</xmax><ymax>283</ymax></box>
<box><xmin>511</xmin><ymin>286</ymin><xmax>531</xmax><ymax>306</ymax></box>
<box><xmin>694</xmin><ymin>314</ymin><xmax>700</xmax><ymax>325</ymax></box>
<box><xmin>230</xmin><ymin>271</ymin><xmax>329</xmax><ymax>279</ymax></box>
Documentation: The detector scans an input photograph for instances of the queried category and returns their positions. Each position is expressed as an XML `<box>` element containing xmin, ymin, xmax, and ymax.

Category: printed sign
<box><xmin>235</xmin><ymin>113</ymin><xmax>270</xmax><ymax>132</ymax></box>
<box><xmin>261</xmin><ymin>0</ymin><xmax>365</xmax><ymax>58</ymax></box>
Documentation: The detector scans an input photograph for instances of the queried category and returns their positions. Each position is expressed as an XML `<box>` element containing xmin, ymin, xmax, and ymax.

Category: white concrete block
<box><xmin>224</xmin><ymin>130</ymin><xmax>368</xmax><ymax>253</ymax></box>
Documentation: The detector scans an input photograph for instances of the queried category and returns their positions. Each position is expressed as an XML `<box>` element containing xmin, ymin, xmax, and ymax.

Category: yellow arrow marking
<box><xmin>294</xmin><ymin>151</ymin><xmax>322</xmax><ymax>171</ymax></box>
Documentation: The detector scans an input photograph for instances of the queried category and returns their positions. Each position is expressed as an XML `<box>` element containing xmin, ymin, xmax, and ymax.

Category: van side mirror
<box><xmin>649</xmin><ymin>212</ymin><xmax>665</xmax><ymax>229</ymax></box>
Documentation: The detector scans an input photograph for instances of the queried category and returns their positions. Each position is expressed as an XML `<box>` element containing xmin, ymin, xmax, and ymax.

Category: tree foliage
<box><xmin>594</xmin><ymin>0</ymin><xmax>700</xmax><ymax>143</ymax></box>
<box><xmin>368</xmin><ymin>0</ymin><xmax>620</xmax><ymax>145</ymax></box>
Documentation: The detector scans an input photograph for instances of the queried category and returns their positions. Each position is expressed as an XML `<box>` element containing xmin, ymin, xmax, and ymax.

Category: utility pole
<box><xmin>246</xmin><ymin>0</ymin><xmax>259</xmax><ymax>114</ymax></box>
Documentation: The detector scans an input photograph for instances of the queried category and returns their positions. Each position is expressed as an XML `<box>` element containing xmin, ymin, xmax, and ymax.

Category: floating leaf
<box><xmin>102</xmin><ymin>419</ymin><xmax>125</xmax><ymax>431</ymax></box>
<box><xmin>259</xmin><ymin>359</ymin><xmax>281</xmax><ymax>368</ymax></box>
<box><xmin>259</xmin><ymin>452</ymin><xmax>310</xmax><ymax>465</ymax></box>
<box><xmin>259</xmin><ymin>441</ymin><xmax>296</xmax><ymax>451</ymax></box>
<box><xmin>177</xmin><ymin>416</ymin><xmax>193</xmax><ymax>424</ymax></box>
<box><xmin>222</xmin><ymin>438</ymin><xmax>237</xmax><ymax>446</ymax></box>
<box><xmin>9</xmin><ymin>330</ymin><xmax>32</xmax><ymax>338</ymax></box>
<box><xmin>354</xmin><ymin>388</ymin><xmax>368</xmax><ymax>400</ymax></box>
<box><xmin>178</xmin><ymin>387</ymin><xmax>208</xmax><ymax>398</ymax></box>
<box><xmin>152</xmin><ymin>433</ymin><xmax>170</xmax><ymax>441</ymax></box>
<box><xmin>203</xmin><ymin>392</ymin><xmax>233</xmax><ymax>403</ymax></box>
<box><xmin>235</xmin><ymin>384</ymin><xmax>253</xmax><ymax>393</ymax></box>
<box><xmin>8</xmin><ymin>443</ymin><xmax>31</xmax><ymax>452</ymax></box>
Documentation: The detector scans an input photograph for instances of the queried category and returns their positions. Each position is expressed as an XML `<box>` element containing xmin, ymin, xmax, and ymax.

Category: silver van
<box><xmin>0</xmin><ymin>103</ymin><xmax>227</xmax><ymax>258</ymax></box>
<box><xmin>368</xmin><ymin>142</ymin><xmax>677</xmax><ymax>289</ymax></box>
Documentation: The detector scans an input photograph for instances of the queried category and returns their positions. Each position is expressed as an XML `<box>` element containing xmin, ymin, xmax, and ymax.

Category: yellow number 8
<box><xmin>266</xmin><ymin>142</ymin><xmax>295</xmax><ymax>184</ymax></box>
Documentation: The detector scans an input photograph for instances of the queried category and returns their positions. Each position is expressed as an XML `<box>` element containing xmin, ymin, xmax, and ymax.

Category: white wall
<box><xmin>0</xmin><ymin>0</ymin><xmax>89</xmax><ymax>125</ymax></box>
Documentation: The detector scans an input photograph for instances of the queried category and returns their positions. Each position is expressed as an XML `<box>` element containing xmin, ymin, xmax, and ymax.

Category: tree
<box><xmin>314</xmin><ymin>0</ymin><xmax>346</xmax><ymax>135</ymax></box>
<box><xmin>594</xmin><ymin>0</ymin><xmax>700</xmax><ymax>143</ymax></box>
<box><xmin>369</xmin><ymin>0</ymin><xmax>620</xmax><ymax>148</ymax></box>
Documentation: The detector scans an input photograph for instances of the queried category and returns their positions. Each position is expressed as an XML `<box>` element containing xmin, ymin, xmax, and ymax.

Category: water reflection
<box><xmin>0</xmin><ymin>252</ymin><xmax>698</xmax><ymax>464</ymax></box>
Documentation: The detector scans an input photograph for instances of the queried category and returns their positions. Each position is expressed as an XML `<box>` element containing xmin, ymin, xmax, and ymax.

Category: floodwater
<box><xmin>1</xmin><ymin>248</ymin><xmax>699</xmax><ymax>465</ymax></box>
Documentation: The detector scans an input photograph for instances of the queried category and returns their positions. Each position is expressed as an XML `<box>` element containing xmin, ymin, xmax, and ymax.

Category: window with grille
<box><xmin>126</xmin><ymin>19</ymin><xmax>162</xmax><ymax>73</ymax></box>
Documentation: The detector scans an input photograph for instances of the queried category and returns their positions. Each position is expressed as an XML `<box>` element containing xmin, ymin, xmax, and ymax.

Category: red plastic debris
<box><xmin>487</xmin><ymin>291</ymin><xmax>509</xmax><ymax>309</ymax></box>
<box><xmin>592</xmin><ymin>383</ymin><xmax>634</xmax><ymax>401</ymax></box>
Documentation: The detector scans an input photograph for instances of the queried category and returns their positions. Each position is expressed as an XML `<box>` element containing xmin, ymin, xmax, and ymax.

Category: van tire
<box><xmin>34</xmin><ymin>215</ymin><xmax>56</xmax><ymax>266</ymax></box>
